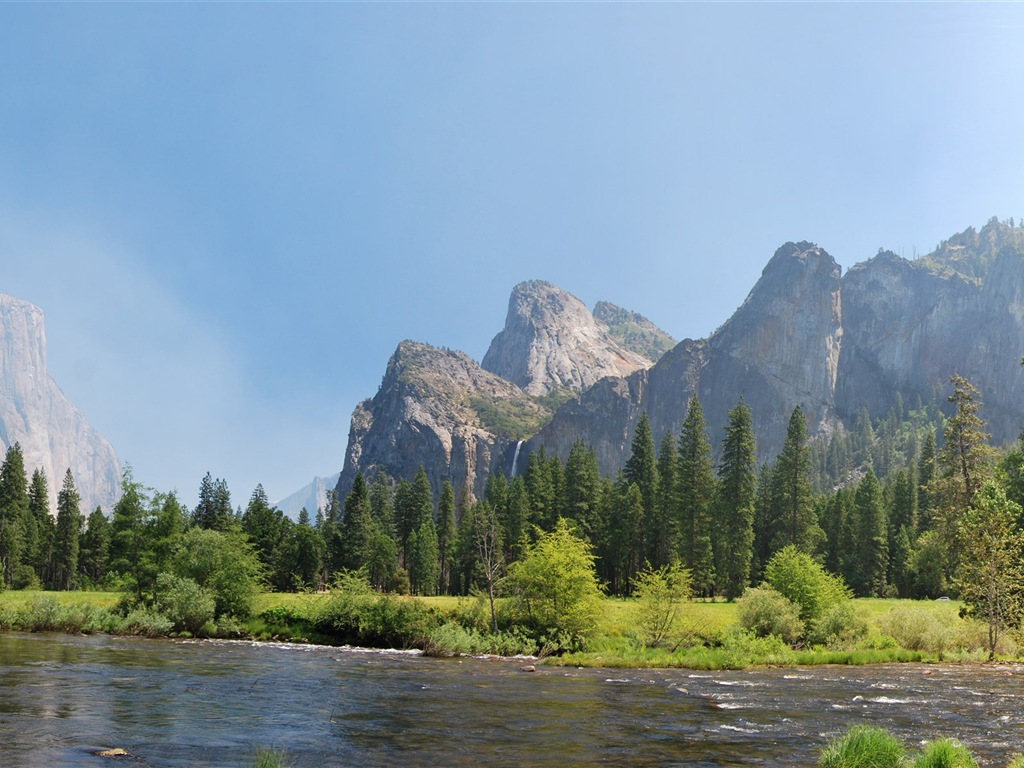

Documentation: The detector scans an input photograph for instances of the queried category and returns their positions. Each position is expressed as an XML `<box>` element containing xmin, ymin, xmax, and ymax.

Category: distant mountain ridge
<box><xmin>335</xmin><ymin>217</ymin><xmax>1024</xmax><ymax>503</ymax></box>
<box><xmin>273</xmin><ymin>472</ymin><xmax>340</xmax><ymax>520</ymax></box>
<box><xmin>0</xmin><ymin>293</ymin><xmax>121</xmax><ymax>514</ymax></box>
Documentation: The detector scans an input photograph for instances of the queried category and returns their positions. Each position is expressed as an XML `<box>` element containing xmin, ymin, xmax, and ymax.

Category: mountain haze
<box><xmin>0</xmin><ymin>294</ymin><xmax>122</xmax><ymax>514</ymax></box>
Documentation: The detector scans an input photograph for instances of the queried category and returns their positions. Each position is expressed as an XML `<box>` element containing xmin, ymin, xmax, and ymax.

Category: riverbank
<box><xmin>0</xmin><ymin>590</ymin><xmax>1011</xmax><ymax>670</ymax></box>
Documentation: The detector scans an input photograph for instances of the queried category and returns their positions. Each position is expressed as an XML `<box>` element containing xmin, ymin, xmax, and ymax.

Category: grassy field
<box><xmin>2</xmin><ymin>589</ymin><xmax>980</xmax><ymax>669</ymax></box>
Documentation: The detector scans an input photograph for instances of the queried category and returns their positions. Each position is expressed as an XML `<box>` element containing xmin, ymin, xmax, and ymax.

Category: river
<box><xmin>1</xmin><ymin>632</ymin><xmax>1023</xmax><ymax>767</ymax></box>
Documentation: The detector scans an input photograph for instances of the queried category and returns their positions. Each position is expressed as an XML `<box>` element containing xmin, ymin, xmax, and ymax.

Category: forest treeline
<box><xmin>1</xmin><ymin>373</ymin><xmax>1022</xmax><ymax>617</ymax></box>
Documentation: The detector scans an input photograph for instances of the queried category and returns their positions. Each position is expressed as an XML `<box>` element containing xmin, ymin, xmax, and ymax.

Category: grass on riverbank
<box><xmin>0</xmin><ymin>589</ymin><xmax>1001</xmax><ymax>669</ymax></box>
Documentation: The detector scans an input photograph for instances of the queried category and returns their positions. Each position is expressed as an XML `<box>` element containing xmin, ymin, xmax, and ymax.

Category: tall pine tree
<box><xmin>53</xmin><ymin>469</ymin><xmax>82</xmax><ymax>590</ymax></box>
<box><xmin>676</xmin><ymin>396</ymin><xmax>716</xmax><ymax>597</ymax></box>
<box><xmin>715</xmin><ymin>398</ymin><xmax>757</xmax><ymax>600</ymax></box>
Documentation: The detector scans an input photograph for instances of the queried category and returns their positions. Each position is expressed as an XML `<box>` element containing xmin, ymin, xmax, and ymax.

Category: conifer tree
<box><xmin>27</xmin><ymin>468</ymin><xmax>53</xmax><ymax>585</ymax></box>
<box><xmin>852</xmin><ymin>469</ymin><xmax>888</xmax><ymax>597</ymax></box>
<box><xmin>917</xmin><ymin>429</ymin><xmax>938</xmax><ymax>529</ymax></box>
<box><xmin>78</xmin><ymin>507</ymin><xmax>110</xmax><ymax>587</ymax></box>
<box><xmin>676</xmin><ymin>396</ymin><xmax>716</xmax><ymax>596</ymax></box>
<box><xmin>503</xmin><ymin>476</ymin><xmax>530</xmax><ymax>563</ymax></box>
<box><xmin>398</xmin><ymin>468</ymin><xmax>434</xmax><ymax>565</ymax></box>
<box><xmin>715</xmin><ymin>398</ymin><xmax>757</xmax><ymax>599</ymax></box>
<box><xmin>0</xmin><ymin>443</ymin><xmax>29</xmax><ymax>586</ymax></box>
<box><xmin>525</xmin><ymin>448</ymin><xmax>561</xmax><ymax>531</ymax></box>
<box><xmin>564</xmin><ymin>439</ymin><xmax>602</xmax><ymax>540</ymax></box>
<box><xmin>437</xmin><ymin>479</ymin><xmax>456</xmax><ymax>594</ymax></box>
<box><xmin>242</xmin><ymin>484</ymin><xmax>287</xmax><ymax>570</ymax></box>
<box><xmin>190</xmin><ymin>473</ymin><xmax>234</xmax><ymax>531</ymax></box>
<box><xmin>109</xmin><ymin>466</ymin><xmax>156</xmax><ymax>601</ymax></box>
<box><xmin>750</xmin><ymin>462</ymin><xmax>776</xmax><ymax>584</ymax></box>
<box><xmin>624</xmin><ymin>413</ymin><xmax>658</xmax><ymax>538</ymax></box>
<box><xmin>339</xmin><ymin>473</ymin><xmax>373</xmax><ymax>571</ymax></box>
<box><xmin>770</xmin><ymin>406</ymin><xmax>823</xmax><ymax>555</ymax></box>
<box><xmin>53</xmin><ymin>469</ymin><xmax>82</xmax><ymax>590</ymax></box>
<box><xmin>650</xmin><ymin>431</ymin><xmax>678</xmax><ymax>569</ymax></box>
<box><xmin>369</xmin><ymin>472</ymin><xmax>396</xmax><ymax>539</ymax></box>
<box><xmin>939</xmin><ymin>373</ymin><xmax>992</xmax><ymax>508</ymax></box>
<box><xmin>407</xmin><ymin>516</ymin><xmax>439</xmax><ymax>596</ymax></box>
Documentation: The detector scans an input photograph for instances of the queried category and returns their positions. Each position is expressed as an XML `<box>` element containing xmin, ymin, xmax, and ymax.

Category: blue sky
<box><xmin>2</xmin><ymin>3</ymin><xmax>1023</xmax><ymax>509</ymax></box>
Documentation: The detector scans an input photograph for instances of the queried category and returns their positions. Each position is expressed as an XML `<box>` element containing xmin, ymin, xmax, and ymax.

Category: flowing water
<box><xmin>2</xmin><ymin>632</ymin><xmax>1024</xmax><ymax>767</ymax></box>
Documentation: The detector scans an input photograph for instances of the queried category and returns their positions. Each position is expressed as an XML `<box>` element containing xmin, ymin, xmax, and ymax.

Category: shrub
<box><xmin>809</xmin><ymin>601</ymin><xmax>869</xmax><ymax>648</ymax></box>
<box><xmin>878</xmin><ymin>605</ymin><xmax>960</xmax><ymax>653</ymax></box>
<box><xmin>119</xmin><ymin>608</ymin><xmax>174</xmax><ymax>637</ymax></box>
<box><xmin>910</xmin><ymin>739</ymin><xmax>977</xmax><ymax>768</ymax></box>
<box><xmin>764</xmin><ymin>546</ymin><xmax>851</xmax><ymax>625</ymax></box>
<box><xmin>503</xmin><ymin>519</ymin><xmax>603</xmax><ymax>648</ymax></box>
<box><xmin>173</xmin><ymin>528</ymin><xmax>263</xmax><ymax>620</ymax></box>
<box><xmin>736</xmin><ymin>586</ymin><xmax>804</xmax><ymax>644</ymax></box>
<box><xmin>819</xmin><ymin>724</ymin><xmax>906</xmax><ymax>768</ymax></box>
<box><xmin>154</xmin><ymin>573</ymin><xmax>216</xmax><ymax>634</ymax></box>
<box><xmin>310</xmin><ymin>571</ymin><xmax>440</xmax><ymax>648</ymax></box>
<box><xmin>631</xmin><ymin>564</ymin><xmax>691</xmax><ymax>648</ymax></box>
<box><xmin>12</xmin><ymin>565</ymin><xmax>41</xmax><ymax>590</ymax></box>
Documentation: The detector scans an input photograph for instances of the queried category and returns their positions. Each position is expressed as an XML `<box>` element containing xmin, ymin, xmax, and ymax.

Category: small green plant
<box><xmin>910</xmin><ymin>739</ymin><xmax>978</xmax><ymax>768</ymax></box>
<box><xmin>819</xmin><ymin>724</ymin><xmax>906</xmax><ymax>767</ymax></box>
<box><xmin>631</xmin><ymin>563</ymin><xmax>691</xmax><ymax>648</ymax></box>
<box><xmin>248</xmin><ymin>747</ymin><xmax>289</xmax><ymax>768</ymax></box>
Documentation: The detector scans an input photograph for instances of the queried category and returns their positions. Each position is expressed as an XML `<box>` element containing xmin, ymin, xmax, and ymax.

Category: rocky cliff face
<box><xmin>0</xmin><ymin>294</ymin><xmax>121</xmax><ymax>514</ymax></box>
<box><xmin>336</xmin><ymin>219</ymin><xmax>1024</xmax><ymax>501</ymax></box>
<box><xmin>837</xmin><ymin>222</ymin><xmax>1024</xmax><ymax>442</ymax></box>
<box><xmin>528</xmin><ymin>242</ymin><xmax>845</xmax><ymax>471</ymax></box>
<box><xmin>337</xmin><ymin>341</ymin><xmax>549</xmax><ymax>502</ymax></box>
<box><xmin>481</xmin><ymin>281</ymin><xmax>653</xmax><ymax>396</ymax></box>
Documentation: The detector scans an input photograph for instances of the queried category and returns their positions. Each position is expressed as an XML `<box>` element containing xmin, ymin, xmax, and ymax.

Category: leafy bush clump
<box><xmin>819</xmin><ymin>724</ymin><xmax>906</xmax><ymax>768</ymax></box>
<box><xmin>119</xmin><ymin>608</ymin><xmax>174</xmax><ymax>637</ymax></box>
<box><xmin>310</xmin><ymin>572</ymin><xmax>440</xmax><ymax>648</ymax></box>
<box><xmin>503</xmin><ymin>519</ymin><xmax>603</xmax><ymax>650</ymax></box>
<box><xmin>764</xmin><ymin>546</ymin><xmax>851</xmax><ymax>625</ymax></box>
<box><xmin>154</xmin><ymin>573</ymin><xmax>216</xmax><ymax>635</ymax></box>
<box><xmin>809</xmin><ymin>601</ymin><xmax>869</xmax><ymax>648</ymax></box>
<box><xmin>736</xmin><ymin>586</ymin><xmax>804</xmax><ymax>644</ymax></box>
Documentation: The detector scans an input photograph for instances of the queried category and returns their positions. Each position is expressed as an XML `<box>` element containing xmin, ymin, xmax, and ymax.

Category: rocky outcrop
<box><xmin>592</xmin><ymin>301</ymin><xmax>676</xmax><ymax>363</ymax></box>
<box><xmin>482</xmin><ymin>281</ymin><xmax>653</xmax><ymax>396</ymax></box>
<box><xmin>528</xmin><ymin>242</ymin><xmax>844</xmax><ymax>470</ymax></box>
<box><xmin>0</xmin><ymin>294</ymin><xmax>121</xmax><ymax>514</ymax></box>
<box><xmin>336</xmin><ymin>341</ymin><xmax>551</xmax><ymax>502</ymax></box>
<box><xmin>334</xmin><ymin>218</ymin><xmax>1024</xmax><ymax>501</ymax></box>
<box><xmin>837</xmin><ymin>223</ymin><xmax>1024</xmax><ymax>441</ymax></box>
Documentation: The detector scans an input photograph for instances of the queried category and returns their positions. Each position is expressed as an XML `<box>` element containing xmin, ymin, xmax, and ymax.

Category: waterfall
<box><xmin>510</xmin><ymin>440</ymin><xmax>524</xmax><ymax>478</ymax></box>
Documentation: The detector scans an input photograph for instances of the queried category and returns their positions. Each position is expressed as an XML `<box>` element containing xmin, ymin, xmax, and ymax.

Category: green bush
<box><xmin>910</xmin><ymin>739</ymin><xmax>977</xmax><ymax>768</ymax></box>
<box><xmin>155</xmin><ymin>573</ymin><xmax>216</xmax><ymax>634</ymax></box>
<box><xmin>736</xmin><ymin>586</ymin><xmax>804</xmax><ymax>643</ymax></box>
<box><xmin>819</xmin><ymin>724</ymin><xmax>906</xmax><ymax>768</ymax></box>
<box><xmin>631</xmin><ymin>564</ymin><xmax>691</xmax><ymax>648</ymax></box>
<box><xmin>119</xmin><ymin>608</ymin><xmax>174</xmax><ymax>637</ymax></box>
<box><xmin>310</xmin><ymin>572</ymin><xmax>440</xmax><ymax>648</ymax></box>
<box><xmin>12</xmin><ymin>565</ymin><xmax>41</xmax><ymax>590</ymax></box>
<box><xmin>878</xmin><ymin>606</ymin><xmax>960</xmax><ymax>653</ymax></box>
<box><xmin>764</xmin><ymin>545</ymin><xmax>852</xmax><ymax>625</ymax></box>
<box><xmin>9</xmin><ymin>596</ymin><xmax>112</xmax><ymax>633</ymax></box>
<box><xmin>809</xmin><ymin>601</ymin><xmax>869</xmax><ymax>648</ymax></box>
<box><xmin>503</xmin><ymin>519</ymin><xmax>604</xmax><ymax>649</ymax></box>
